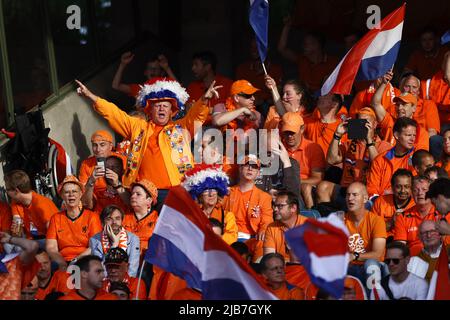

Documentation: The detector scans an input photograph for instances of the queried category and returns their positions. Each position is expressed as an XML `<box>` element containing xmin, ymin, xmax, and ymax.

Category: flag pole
<box><xmin>261</xmin><ymin>61</ymin><xmax>268</xmax><ymax>75</ymax></box>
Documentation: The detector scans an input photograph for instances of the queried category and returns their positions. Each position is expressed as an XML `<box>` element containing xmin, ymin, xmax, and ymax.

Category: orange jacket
<box><xmin>421</xmin><ymin>71</ymin><xmax>450</xmax><ymax>124</ymax></box>
<box><xmin>93</xmin><ymin>98</ymin><xmax>209</xmax><ymax>187</ymax></box>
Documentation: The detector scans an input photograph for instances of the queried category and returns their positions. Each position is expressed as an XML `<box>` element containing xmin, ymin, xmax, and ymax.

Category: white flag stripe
<box><xmin>362</xmin><ymin>22</ymin><xmax>403</xmax><ymax>59</ymax></box>
<box><xmin>309</xmin><ymin>253</ymin><xmax>350</xmax><ymax>282</ymax></box>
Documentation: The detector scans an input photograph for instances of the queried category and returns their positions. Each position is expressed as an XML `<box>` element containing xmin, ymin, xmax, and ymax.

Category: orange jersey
<box><xmin>349</xmin><ymin>83</ymin><xmax>398</xmax><ymax>119</ymax></box>
<box><xmin>270</xmin><ymin>282</ymin><xmax>305</xmax><ymax>300</ymax></box>
<box><xmin>393</xmin><ymin>205</ymin><xmax>442</xmax><ymax>256</ymax></box>
<box><xmin>378</xmin><ymin>113</ymin><xmax>429</xmax><ymax>151</ymax></box>
<box><xmin>344</xmin><ymin>211</ymin><xmax>387</xmax><ymax>263</ymax></box>
<box><xmin>92</xmin><ymin>191</ymin><xmax>129</xmax><ymax>215</ymax></box>
<box><xmin>263</xmin><ymin>215</ymin><xmax>308</xmax><ymax>262</ymax></box>
<box><xmin>304</xmin><ymin>117</ymin><xmax>348</xmax><ymax>156</ymax></box>
<box><xmin>170</xmin><ymin>287</ymin><xmax>202</xmax><ymax>300</ymax></box>
<box><xmin>370</xmin><ymin>194</ymin><xmax>415</xmax><ymax>238</ymax></box>
<box><xmin>222</xmin><ymin>185</ymin><xmax>273</xmax><ymax>236</ymax></box>
<box><xmin>187</xmin><ymin>74</ymin><xmax>233</xmax><ymax>106</ymax></box>
<box><xmin>366</xmin><ymin>147</ymin><xmax>415</xmax><ymax>196</ymax></box>
<box><xmin>46</xmin><ymin>209</ymin><xmax>102</xmax><ymax>261</ymax></box>
<box><xmin>11</xmin><ymin>191</ymin><xmax>58</xmax><ymax>238</ymax></box>
<box><xmin>122</xmin><ymin>210</ymin><xmax>158</xmax><ymax>255</ymax></box>
<box><xmin>287</xmin><ymin>137</ymin><xmax>326</xmax><ymax>181</ymax></box>
<box><xmin>58</xmin><ymin>290</ymin><xmax>118</xmax><ymax>300</ymax></box>
<box><xmin>207</xmin><ymin>205</ymin><xmax>238</xmax><ymax>245</ymax></box>
<box><xmin>421</xmin><ymin>71</ymin><xmax>450</xmax><ymax>124</ymax></box>
<box><xmin>297</xmin><ymin>54</ymin><xmax>339</xmax><ymax>91</ymax></box>
<box><xmin>35</xmin><ymin>270</ymin><xmax>71</xmax><ymax>300</ymax></box>
<box><xmin>149</xmin><ymin>266</ymin><xmax>188</xmax><ymax>300</ymax></box>
<box><xmin>103</xmin><ymin>274</ymin><xmax>147</xmax><ymax>300</ymax></box>
<box><xmin>406</xmin><ymin>47</ymin><xmax>449</xmax><ymax>81</ymax></box>
<box><xmin>339</xmin><ymin>138</ymin><xmax>392</xmax><ymax>187</ymax></box>
<box><xmin>0</xmin><ymin>255</ymin><xmax>41</xmax><ymax>300</ymax></box>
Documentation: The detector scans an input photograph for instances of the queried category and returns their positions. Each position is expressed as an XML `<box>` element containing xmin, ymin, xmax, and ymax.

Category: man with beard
<box><xmin>89</xmin><ymin>205</ymin><xmax>140</xmax><ymax>277</ymax></box>
<box><xmin>370</xmin><ymin>169</ymin><xmax>415</xmax><ymax>239</ymax></box>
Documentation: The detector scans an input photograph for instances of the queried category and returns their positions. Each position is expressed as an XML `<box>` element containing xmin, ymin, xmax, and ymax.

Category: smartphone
<box><xmin>347</xmin><ymin>119</ymin><xmax>368</xmax><ymax>140</ymax></box>
<box><xmin>96</xmin><ymin>157</ymin><xmax>106</xmax><ymax>172</ymax></box>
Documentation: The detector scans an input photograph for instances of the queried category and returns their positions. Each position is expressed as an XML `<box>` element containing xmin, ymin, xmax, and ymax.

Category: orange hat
<box><xmin>131</xmin><ymin>179</ymin><xmax>158</xmax><ymax>205</ymax></box>
<box><xmin>243</xmin><ymin>154</ymin><xmax>261</xmax><ymax>168</ymax></box>
<box><xmin>393</xmin><ymin>92</ymin><xmax>417</xmax><ymax>106</ymax></box>
<box><xmin>91</xmin><ymin>130</ymin><xmax>113</xmax><ymax>143</ymax></box>
<box><xmin>57</xmin><ymin>175</ymin><xmax>84</xmax><ymax>196</ymax></box>
<box><xmin>358</xmin><ymin>107</ymin><xmax>376</xmax><ymax>118</ymax></box>
<box><xmin>230</xmin><ymin>80</ymin><xmax>260</xmax><ymax>96</ymax></box>
<box><xmin>281</xmin><ymin>112</ymin><xmax>304</xmax><ymax>133</ymax></box>
<box><xmin>344</xmin><ymin>277</ymin><xmax>357</xmax><ymax>289</ymax></box>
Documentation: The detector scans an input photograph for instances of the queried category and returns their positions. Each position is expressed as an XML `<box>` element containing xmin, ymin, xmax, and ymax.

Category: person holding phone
<box><xmin>316</xmin><ymin>108</ymin><xmax>391</xmax><ymax>209</ymax></box>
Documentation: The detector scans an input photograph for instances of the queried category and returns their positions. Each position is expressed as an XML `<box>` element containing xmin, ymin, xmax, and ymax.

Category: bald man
<box><xmin>344</xmin><ymin>182</ymin><xmax>388</xmax><ymax>288</ymax></box>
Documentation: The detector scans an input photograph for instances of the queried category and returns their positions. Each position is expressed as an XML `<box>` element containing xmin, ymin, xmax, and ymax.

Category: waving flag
<box><xmin>442</xmin><ymin>30</ymin><xmax>450</xmax><ymax>45</ymax></box>
<box><xmin>249</xmin><ymin>0</ymin><xmax>269</xmax><ymax>62</ymax></box>
<box><xmin>285</xmin><ymin>214</ymin><xmax>350</xmax><ymax>299</ymax></box>
<box><xmin>321</xmin><ymin>3</ymin><xmax>405</xmax><ymax>96</ymax></box>
<box><xmin>145</xmin><ymin>186</ymin><xmax>277</xmax><ymax>300</ymax></box>
<box><xmin>426</xmin><ymin>247</ymin><xmax>450</xmax><ymax>300</ymax></box>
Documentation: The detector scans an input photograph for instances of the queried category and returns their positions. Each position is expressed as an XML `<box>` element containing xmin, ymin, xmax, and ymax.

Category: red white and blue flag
<box><xmin>249</xmin><ymin>0</ymin><xmax>269</xmax><ymax>63</ymax></box>
<box><xmin>321</xmin><ymin>3</ymin><xmax>405</xmax><ymax>96</ymax></box>
<box><xmin>145</xmin><ymin>186</ymin><xmax>277</xmax><ymax>300</ymax></box>
<box><xmin>285</xmin><ymin>214</ymin><xmax>350</xmax><ymax>299</ymax></box>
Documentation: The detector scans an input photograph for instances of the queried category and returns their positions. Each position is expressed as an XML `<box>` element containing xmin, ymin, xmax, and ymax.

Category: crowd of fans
<box><xmin>0</xmin><ymin>20</ymin><xmax>449</xmax><ymax>300</ymax></box>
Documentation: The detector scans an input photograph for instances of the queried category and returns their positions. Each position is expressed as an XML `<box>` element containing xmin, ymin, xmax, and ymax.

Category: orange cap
<box><xmin>230</xmin><ymin>80</ymin><xmax>260</xmax><ymax>96</ymax></box>
<box><xmin>358</xmin><ymin>107</ymin><xmax>376</xmax><ymax>118</ymax></box>
<box><xmin>393</xmin><ymin>92</ymin><xmax>417</xmax><ymax>106</ymax></box>
<box><xmin>58</xmin><ymin>175</ymin><xmax>84</xmax><ymax>196</ymax></box>
<box><xmin>281</xmin><ymin>112</ymin><xmax>304</xmax><ymax>133</ymax></box>
<box><xmin>131</xmin><ymin>179</ymin><xmax>158</xmax><ymax>205</ymax></box>
<box><xmin>91</xmin><ymin>130</ymin><xmax>113</xmax><ymax>143</ymax></box>
<box><xmin>243</xmin><ymin>154</ymin><xmax>261</xmax><ymax>168</ymax></box>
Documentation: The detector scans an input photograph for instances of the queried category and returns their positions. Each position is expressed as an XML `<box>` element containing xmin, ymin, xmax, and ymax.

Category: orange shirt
<box><xmin>263</xmin><ymin>215</ymin><xmax>308</xmax><ymax>262</ymax></box>
<box><xmin>339</xmin><ymin>138</ymin><xmax>392</xmax><ymax>187</ymax></box>
<box><xmin>46</xmin><ymin>209</ymin><xmax>102</xmax><ymax>261</ymax></box>
<box><xmin>103</xmin><ymin>274</ymin><xmax>147</xmax><ymax>300</ymax></box>
<box><xmin>393</xmin><ymin>205</ymin><xmax>441</xmax><ymax>256</ymax></box>
<box><xmin>0</xmin><ymin>255</ymin><xmax>41</xmax><ymax>300</ymax></box>
<box><xmin>370</xmin><ymin>194</ymin><xmax>415</xmax><ymax>238</ymax></box>
<box><xmin>271</xmin><ymin>282</ymin><xmax>305</xmax><ymax>300</ymax></box>
<box><xmin>138</xmin><ymin>125</ymin><xmax>172</xmax><ymax>189</ymax></box>
<box><xmin>349</xmin><ymin>83</ymin><xmax>399</xmax><ymax>119</ymax></box>
<box><xmin>304</xmin><ymin>117</ymin><xmax>348</xmax><ymax>156</ymax></box>
<box><xmin>344</xmin><ymin>211</ymin><xmax>387</xmax><ymax>263</ymax></box>
<box><xmin>123</xmin><ymin>210</ymin><xmax>158</xmax><ymax>255</ymax></box>
<box><xmin>35</xmin><ymin>270</ymin><xmax>71</xmax><ymax>300</ymax></box>
<box><xmin>406</xmin><ymin>47</ymin><xmax>449</xmax><ymax>81</ymax></box>
<box><xmin>264</xmin><ymin>106</ymin><xmax>306</xmax><ymax>130</ymax></box>
<box><xmin>187</xmin><ymin>74</ymin><xmax>233</xmax><ymax>106</ymax></box>
<box><xmin>11</xmin><ymin>191</ymin><xmax>58</xmax><ymax>238</ymax></box>
<box><xmin>170</xmin><ymin>287</ymin><xmax>202</xmax><ymax>300</ymax></box>
<box><xmin>287</xmin><ymin>137</ymin><xmax>326</xmax><ymax>181</ymax></box>
<box><xmin>92</xmin><ymin>191</ymin><xmax>129</xmax><ymax>215</ymax></box>
<box><xmin>297</xmin><ymin>54</ymin><xmax>339</xmax><ymax>91</ymax></box>
<box><xmin>149</xmin><ymin>266</ymin><xmax>188</xmax><ymax>300</ymax></box>
<box><xmin>207</xmin><ymin>205</ymin><xmax>238</xmax><ymax>245</ymax></box>
<box><xmin>421</xmin><ymin>70</ymin><xmax>450</xmax><ymax>124</ymax></box>
<box><xmin>222</xmin><ymin>185</ymin><xmax>273</xmax><ymax>236</ymax></box>
<box><xmin>58</xmin><ymin>290</ymin><xmax>118</xmax><ymax>300</ymax></box>
<box><xmin>366</xmin><ymin>148</ymin><xmax>415</xmax><ymax>196</ymax></box>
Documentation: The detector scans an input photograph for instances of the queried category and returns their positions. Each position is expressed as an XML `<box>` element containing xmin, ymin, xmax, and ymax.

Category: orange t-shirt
<box><xmin>263</xmin><ymin>215</ymin><xmax>308</xmax><ymax>262</ymax></box>
<box><xmin>92</xmin><ymin>192</ymin><xmax>129</xmax><ymax>215</ymax></box>
<box><xmin>406</xmin><ymin>47</ymin><xmax>449</xmax><ymax>81</ymax></box>
<box><xmin>0</xmin><ymin>255</ymin><xmax>41</xmax><ymax>300</ymax></box>
<box><xmin>297</xmin><ymin>54</ymin><xmax>339</xmax><ymax>91</ymax></box>
<box><xmin>287</xmin><ymin>137</ymin><xmax>326</xmax><ymax>181</ymax></box>
<box><xmin>137</xmin><ymin>125</ymin><xmax>172</xmax><ymax>189</ymax></box>
<box><xmin>393</xmin><ymin>205</ymin><xmax>441</xmax><ymax>256</ymax></box>
<box><xmin>339</xmin><ymin>138</ymin><xmax>392</xmax><ymax>187</ymax></box>
<box><xmin>187</xmin><ymin>74</ymin><xmax>233</xmax><ymax>106</ymax></box>
<box><xmin>349</xmin><ymin>83</ymin><xmax>398</xmax><ymax>119</ymax></box>
<box><xmin>122</xmin><ymin>210</ymin><xmax>158</xmax><ymax>255</ymax></box>
<box><xmin>344</xmin><ymin>211</ymin><xmax>387</xmax><ymax>263</ymax></box>
<box><xmin>271</xmin><ymin>282</ymin><xmax>305</xmax><ymax>300</ymax></box>
<box><xmin>46</xmin><ymin>209</ymin><xmax>102</xmax><ymax>261</ymax></box>
<box><xmin>370</xmin><ymin>194</ymin><xmax>415</xmax><ymax>238</ymax></box>
<box><xmin>10</xmin><ymin>191</ymin><xmax>58</xmax><ymax>238</ymax></box>
<box><xmin>170</xmin><ymin>287</ymin><xmax>202</xmax><ymax>300</ymax></box>
<box><xmin>421</xmin><ymin>71</ymin><xmax>450</xmax><ymax>124</ymax></box>
<box><xmin>58</xmin><ymin>290</ymin><xmax>118</xmax><ymax>300</ymax></box>
<box><xmin>304</xmin><ymin>116</ymin><xmax>348</xmax><ymax>156</ymax></box>
<box><xmin>35</xmin><ymin>270</ymin><xmax>71</xmax><ymax>300</ymax></box>
<box><xmin>222</xmin><ymin>185</ymin><xmax>273</xmax><ymax>236</ymax></box>
<box><xmin>103</xmin><ymin>274</ymin><xmax>147</xmax><ymax>300</ymax></box>
<box><xmin>366</xmin><ymin>148</ymin><xmax>415</xmax><ymax>196</ymax></box>
<box><xmin>149</xmin><ymin>266</ymin><xmax>188</xmax><ymax>300</ymax></box>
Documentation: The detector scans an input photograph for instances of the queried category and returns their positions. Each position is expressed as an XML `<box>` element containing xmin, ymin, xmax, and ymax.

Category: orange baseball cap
<box><xmin>393</xmin><ymin>92</ymin><xmax>417</xmax><ymax>106</ymax></box>
<box><xmin>230</xmin><ymin>80</ymin><xmax>260</xmax><ymax>96</ymax></box>
<box><xmin>243</xmin><ymin>154</ymin><xmax>261</xmax><ymax>168</ymax></box>
<box><xmin>91</xmin><ymin>130</ymin><xmax>113</xmax><ymax>143</ymax></box>
<box><xmin>358</xmin><ymin>107</ymin><xmax>376</xmax><ymax>118</ymax></box>
<box><xmin>281</xmin><ymin>112</ymin><xmax>304</xmax><ymax>133</ymax></box>
<box><xmin>57</xmin><ymin>175</ymin><xmax>84</xmax><ymax>196</ymax></box>
<box><xmin>131</xmin><ymin>179</ymin><xmax>158</xmax><ymax>205</ymax></box>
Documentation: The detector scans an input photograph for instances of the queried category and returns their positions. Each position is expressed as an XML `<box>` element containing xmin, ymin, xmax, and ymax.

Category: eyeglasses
<box><xmin>237</xmin><ymin>93</ymin><xmax>254</xmax><ymax>99</ymax></box>
<box><xmin>202</xmin><ymin>189</ymin><xmax>218</xmax><ymax>196</ymax></box>
<box><xmin>420</xmin><ymin>229</ymin><xmax>439</xmax><ymax>237</ymax></box>
<box><xmin>384</xmin><ymin>258</ymin><xmax>403</xmax><ymax>265</ymax></box>
<box><xmin>243</xmin><ymin>163</ymin><xmax>259</xmax><ymax>170</ymax></box>
<box><xmin>273</xmin><ymin>203</ymin><xmax>289</xmax><ymax>210</ymax></box>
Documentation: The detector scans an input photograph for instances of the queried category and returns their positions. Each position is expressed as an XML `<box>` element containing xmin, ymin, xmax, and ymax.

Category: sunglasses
<box><xmin>237</xmin><ymin>93</ymin><xmax>254</xmax><ymax>99</ymax></box>
<box><xmin>384</xmin><ymin>258</ymin><xmax>403</xmax><ymax>265</ymax></box>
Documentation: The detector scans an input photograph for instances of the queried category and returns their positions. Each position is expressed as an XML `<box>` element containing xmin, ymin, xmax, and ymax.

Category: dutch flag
<box><xmin>321</xmin><ymin>3</ymin><xmax>406</xmax><ymax>96</ymax></box>
<box><xmin>144</xmin><ymin>186</ymin><xmax>277</xmax><ymax>300</ymax></box>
